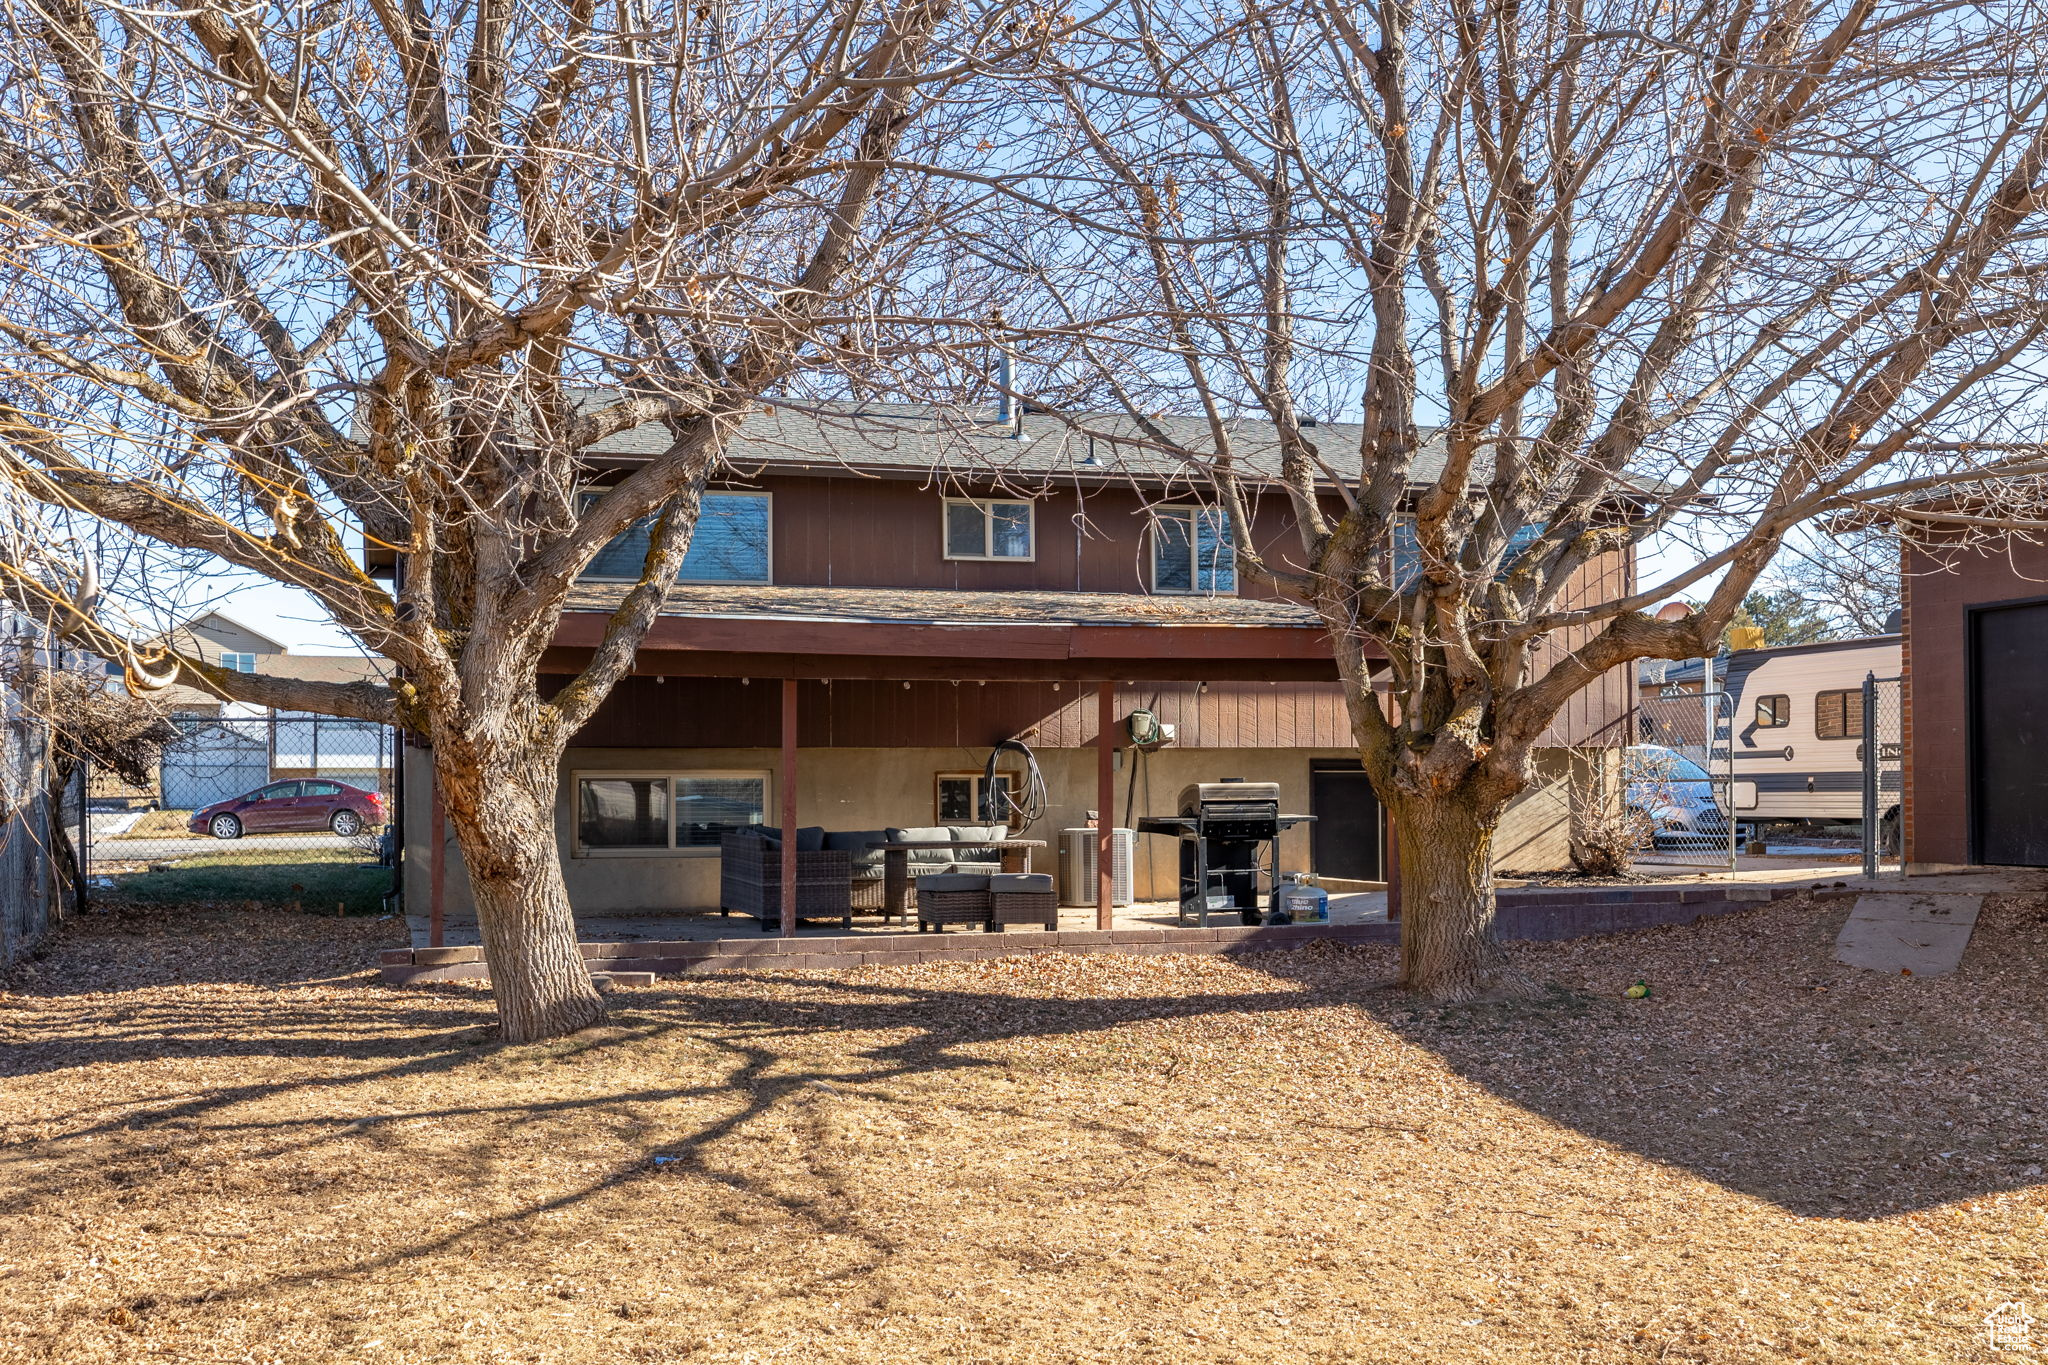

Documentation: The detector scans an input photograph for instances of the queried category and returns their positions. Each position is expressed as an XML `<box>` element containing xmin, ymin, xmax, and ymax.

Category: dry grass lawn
<box><xmin>3</xmin><ymin>891</ymin><xmax>2046</xmax><ymax>1363</ymax></box>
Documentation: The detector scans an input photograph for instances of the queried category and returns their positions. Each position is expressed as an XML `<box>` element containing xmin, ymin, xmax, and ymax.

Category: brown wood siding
<box><xmin>551</xmin><ymin>674</ymin><xmax>1358</xmax><ymax>750</ymax></box>
<box><xmin>723</xmin><ymin>471</ymin><xmax>1315</xmax><ymax>601</ymax></box>
<box><xmin>1533</xmin><ymin>548</ymin><xmax>1636</xmax><ymax>749</ymax></box>
<box><xmin>573</xmin><ymin>469</ymin><xmax>1631</xmax><ymax>752</ymax></box>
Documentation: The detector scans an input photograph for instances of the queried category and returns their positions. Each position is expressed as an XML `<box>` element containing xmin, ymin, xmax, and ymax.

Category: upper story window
<box><xmin>1392</xmin><ymin>520</ymin><xmax>1543</xmax><ymax>587</ymax></box>
<box><xmin>944</xmin><ymin>498</ymin><xmax>1034</xmax><ymax>561</ymax></box>
<box><xmin>577</xmin><ymin>489</ymin><xmax>771</xmax><ymax>584</ymax></box>
<box><xmin>220</xmin><ymin>652</ymin><xmax>257</xmax><ymax>673</ymax></box>
<box><xmin>1153</xmin><ymin>507</ymin><xmax>1235</xmax><ymax>594</ymax></box>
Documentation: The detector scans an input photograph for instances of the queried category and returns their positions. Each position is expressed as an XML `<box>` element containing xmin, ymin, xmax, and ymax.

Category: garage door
<box><xmin>1972</xmin><ymin>600</ymin><xmax>2048</xmax><ymax>864</ymax></box>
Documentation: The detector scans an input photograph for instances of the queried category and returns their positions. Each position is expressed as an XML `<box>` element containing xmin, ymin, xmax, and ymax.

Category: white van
<box><xmin>1719</xmin><ymin>634</ymin><xmax>1902</xmax><ymax>838</ymax></box>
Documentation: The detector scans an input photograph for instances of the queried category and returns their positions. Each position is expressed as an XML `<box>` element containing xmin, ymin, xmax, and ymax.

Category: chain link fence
<box><xmin>1862</xmin><ymin>674</ymin><xmax>1904</xmax><ymax>877</ymax></box>
<box><xmin>83</xmin><ymin>714</ymin><xmax>401</xmax><ymax>914</ymax></box>
<box><xmin>1631</xmin><ymin>688</ymin><xmax>1738</xmax><ymax>870</ymax></box>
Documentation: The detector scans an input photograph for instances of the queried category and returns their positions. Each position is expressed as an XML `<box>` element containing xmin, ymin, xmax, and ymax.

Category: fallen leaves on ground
<box><xmin>1</xmin><ymin>892</ymin><xmax>2044</xmax><ymax>1363</ymax></box>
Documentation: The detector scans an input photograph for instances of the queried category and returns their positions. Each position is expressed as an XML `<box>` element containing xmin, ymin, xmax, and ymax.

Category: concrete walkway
<box><xmin>1835</xmin><ymin>893</ymin><xmax>1984</xmax><ymax>976</ymax></box>
<box><xmin>408</xmin><ymin>891</ymin><xmax>1391</xmax><ymax>950</ymax></box>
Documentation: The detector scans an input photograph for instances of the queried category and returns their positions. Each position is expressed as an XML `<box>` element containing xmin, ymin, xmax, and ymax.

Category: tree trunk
<box><xmin>1389</xmin><ymin>791</ymin><xmax>1540</xmax><ymax>1002</ymax></box>
<box><xmin>436</xmin><ymin>745</ymin><xmax>605</xmax><ymax>1043</ymax></box>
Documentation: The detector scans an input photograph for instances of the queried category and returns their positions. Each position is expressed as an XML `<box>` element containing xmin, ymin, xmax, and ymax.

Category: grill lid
<box><xmin>1177</xmin><ymin>780</ymin><xmax>1282</xmax><ymax>817</ymax></box>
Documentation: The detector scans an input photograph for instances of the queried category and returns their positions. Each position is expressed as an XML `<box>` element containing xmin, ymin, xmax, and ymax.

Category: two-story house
<box><xmin>391</xmin><ymin>402</ymin><xmax>1634</xmax><ymax>922</ymax></box>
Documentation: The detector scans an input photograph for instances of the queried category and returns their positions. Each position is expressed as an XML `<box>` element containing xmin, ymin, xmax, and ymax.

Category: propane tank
<box><xmin>1275</xmin><ymin>875</ymin><xmax>1330</xmax><ymax>924</ymax></box>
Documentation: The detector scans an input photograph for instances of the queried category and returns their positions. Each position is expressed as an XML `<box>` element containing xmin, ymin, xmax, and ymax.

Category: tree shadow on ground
<box><xmin>1238</xmin><ymin>892</ymin><xmax>2048</xmax><ymax>1220</ymax></box>
<box><xmin>6</xmin><ymin>888</ymin><xmax>2046</xmax><ymax>1333</ymax></box>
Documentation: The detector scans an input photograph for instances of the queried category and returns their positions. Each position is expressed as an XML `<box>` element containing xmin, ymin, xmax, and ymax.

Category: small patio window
<box><xmin>1814</xmin><ymin>689</ymin><xmax>1864</xmax><ymax>740</ymax></box>
<box><xmin>943</xmin><ymin>498</ymin><xmax>1034</xmax><ymax>560</ymax></box>
<box><xmin>572</xmin><ymin>770</ymin><xmax>769</xmax><ymax>854</ymax></box>
<box><xmin>577</xmin><ymin>489</ymin><xmax>771</xmax><ymax>584</ymax></box>
<box><xmin>935</xmin><ymin>771</ymin><xmax>1013</xmax><ymax>824</ymax></box>
<box><xmin>1753</xmin><ymin>693</ymin><xmax>1789</xmax><ymax>728</ymax></box>
<box><xmin>1153</xmin><ymin>507</ymin><xmax>1235</xmax><ymax>593</ymax></box>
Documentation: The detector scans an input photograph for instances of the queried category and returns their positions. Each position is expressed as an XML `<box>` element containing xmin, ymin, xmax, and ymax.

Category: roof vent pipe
<box><xmin>996</xmin><ymin>350</ymin><xmax>1012</xmax><ymax>426</ymax></box>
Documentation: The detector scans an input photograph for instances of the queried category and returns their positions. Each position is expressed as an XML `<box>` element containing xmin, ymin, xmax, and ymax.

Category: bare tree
<box><xmin>1000</xmin><ymin>0</ymin><xmax>2048</xmax><ymax>998</ymax></box>
<box><xmin>0</xmin><ymin>0</ymin><xmax>1035</xmax><ymax>1038</ymax></box>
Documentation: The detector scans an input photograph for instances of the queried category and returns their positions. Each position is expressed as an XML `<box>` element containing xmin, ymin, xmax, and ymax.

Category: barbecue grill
<box><xmin>1136</xmin><ymin>778</ymin><xmax>1313</xmax><ymax>925</ymax></box>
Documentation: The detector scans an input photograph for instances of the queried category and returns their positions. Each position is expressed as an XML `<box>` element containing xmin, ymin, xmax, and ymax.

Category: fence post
<box><xmin>74</xmin><ymin>755</ymin><xmax>89</xmax><ymax>917</ymax></box>
<box><xmin>1861</xmin><ymin>672</ymin><xmax>1878</xmax><ymax>880</ymax></box>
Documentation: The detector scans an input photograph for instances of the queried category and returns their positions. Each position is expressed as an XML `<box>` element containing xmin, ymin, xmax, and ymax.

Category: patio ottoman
<box><xmin>915</xmin><ymin>873</ymin><xmax>992</xmax><ymax>933</ymax></box>
<box><xmin>988</xmin><ymin>873</ymin><xmax>1057</xmax><ymax>931</ymax></box>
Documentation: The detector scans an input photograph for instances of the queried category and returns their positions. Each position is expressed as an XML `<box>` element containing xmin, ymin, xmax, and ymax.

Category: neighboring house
<box><xmin>1899</xmin><ymin>531</ymin><xmax>2048</xmax><ymax>868</ymax></box>
<box><xmin>143</xmin><ymin>611</ymin><xmax>387</xmax><ymax>717</ymax></box>
<box><xmin>384</xmin><ymin>402</ymin><xmax>1638</xmax><ymax>918</ymax></box>
<box><xmin>136</xmin><ymin>612</ymin><xmax>394</xmax><ymax>809</ymax></box>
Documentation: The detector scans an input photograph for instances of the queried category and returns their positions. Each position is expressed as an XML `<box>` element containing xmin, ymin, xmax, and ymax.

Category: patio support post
<box><xmin>428</xmin><ymin>753</ymin><xmax>446</xmax><ymax>948</ymax></box>
<box><xmin>1097</xmin><ymin>682</ymin><xmax>1115</xmax><ymax>930</ymax></box>
<box><xmin>1384</xmin><ymin>812</ymin><xmax>1400</xmax><ymax>923</ymax></box>
<box><xmin>781</xmin><ymin>678</ymin><xmax>798</xmax><ymax>937</ymax></box>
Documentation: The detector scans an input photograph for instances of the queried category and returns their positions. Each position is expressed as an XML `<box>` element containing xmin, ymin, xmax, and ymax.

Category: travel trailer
<box><xmin>1718</xmin><ymin>634</ymin><xmax>1902</xmax><ymax>837</ymax></box>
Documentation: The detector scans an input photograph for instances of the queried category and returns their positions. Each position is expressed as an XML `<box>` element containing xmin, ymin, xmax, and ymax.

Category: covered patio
<box><xmin>409</xmin><ymin>585</ymin><xmax>1377</xmax><ymax>949</ymax></box>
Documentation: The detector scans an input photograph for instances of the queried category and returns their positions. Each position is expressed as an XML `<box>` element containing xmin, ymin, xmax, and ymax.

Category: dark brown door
<box><xmin>1310</xmin><ymin>760</ymin><xmax>1383</xmax><ymax>881</ymax></box>
<box><xmin>1972</xmin><ymin>600</ymin><xmax>2048</xmax><ymax>865</ymax></box>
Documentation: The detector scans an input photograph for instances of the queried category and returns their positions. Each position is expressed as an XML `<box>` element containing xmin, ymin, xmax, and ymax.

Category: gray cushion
<box><xmin>888</xmin><ymin>826</ymin><xmax>956</xmax><ymax>865</ymax></box>
<box><xmin>917</xmin><ymin>872</ymin><xmax>990</xmax><ymax>893</ymax></box>
<box><xmin>950</xmin><ymin>824</ymin><xmax>1006</xmax><ymax>862</ymax></box>
<box><xmin>989</xmin><ymin>873</ymin><xmax>1054</xmax><ymax>894</ymax></box>
<box><xmin>795</xmin><ymin>826</ymin><xmax>827</xmax><ymax>853</ymax></box>
<box><xmin>952</xmin><ymin>861</ymin><xmax>1002</xmax><ymax>876</ymax></box>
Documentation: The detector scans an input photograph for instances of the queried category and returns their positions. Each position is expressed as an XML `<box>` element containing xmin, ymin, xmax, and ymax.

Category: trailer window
<box><xmin>1753</xmin><ymin>694</ymin><xmax>1789</xmax><ymax>728</ymax></box>
<box><xmin>1814</xmin><ymin>690</ymin><xmax>1864</xmax><ymax>740</ymax></box>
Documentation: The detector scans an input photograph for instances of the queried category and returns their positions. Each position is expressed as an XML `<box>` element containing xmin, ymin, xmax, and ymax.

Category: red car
<box><xmin>189</xmin><ymin>779</ymin><xmax>385</xmax><ymax>839</ymax></box>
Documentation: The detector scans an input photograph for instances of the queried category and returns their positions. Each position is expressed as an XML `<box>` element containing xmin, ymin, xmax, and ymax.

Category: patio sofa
<box><xmin>871</xmin><ymin>825</ymin><xmax>1007</xmax><ymax>907</ymax></box>
<box><xmin>719</xmin><ymin>824</ymin><xmax>1011</xmax><ymax>927</ymax></box>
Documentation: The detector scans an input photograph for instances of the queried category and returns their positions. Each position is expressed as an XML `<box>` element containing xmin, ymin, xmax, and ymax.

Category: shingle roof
<box><xmin>252</xmin><ymin>654</ymin><xmax>391</xmax><ymax>686</ymax></box>
<box><xmin>563</xmin><ymin>582</ymin><xmax>1324</xmax><ymax>629</ymax></box>
<box><xmin>580</xmin><ymin>393</ymin><xmax>1464</xmax><ymax>488</ymax></box>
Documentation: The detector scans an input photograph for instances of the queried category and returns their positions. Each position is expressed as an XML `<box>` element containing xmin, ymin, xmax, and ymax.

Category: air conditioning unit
<box><xmin>1058</xmin><ymin>827</ymin><xmax>1135</xmax><ymax>906</ymax></box>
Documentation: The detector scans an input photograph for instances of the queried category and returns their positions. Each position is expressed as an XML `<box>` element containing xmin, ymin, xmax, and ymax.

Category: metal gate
<box><xmin>1861</xmin><ymin>673</ymin><xmax>1904</xmax><ymax>877</ymax></box>
<box><xmin>1632</xmin><ymin>687</ymin><xmax>1738</xmax><ymax>869</ymax></box>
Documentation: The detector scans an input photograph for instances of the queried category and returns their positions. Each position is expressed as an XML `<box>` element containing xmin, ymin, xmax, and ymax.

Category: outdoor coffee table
<box><xmin>872</xmin><ymin>840</ymin><xmax>1045</xmax><ymax>920</ymax></box>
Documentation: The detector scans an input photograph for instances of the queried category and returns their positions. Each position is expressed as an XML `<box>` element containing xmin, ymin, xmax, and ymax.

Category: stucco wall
<box><xmin>406</xmin><ymin>743</ymin><xmax>1585</xmax><ymax>918</ymax></box>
